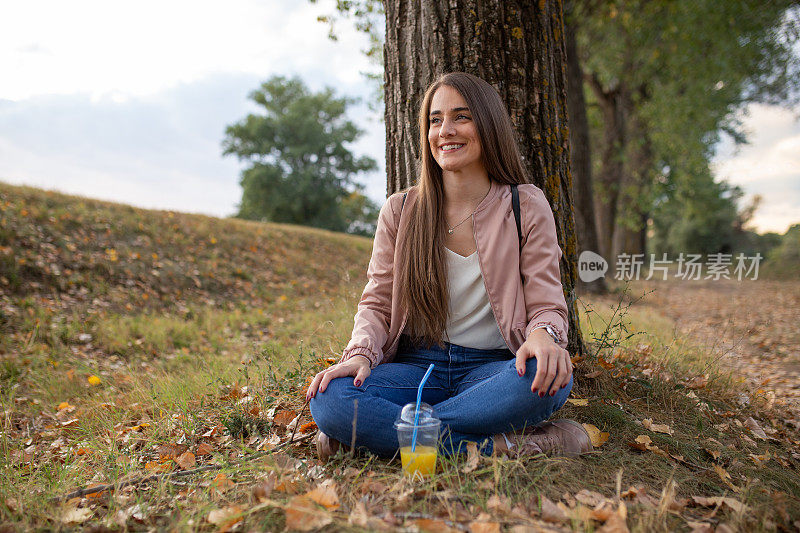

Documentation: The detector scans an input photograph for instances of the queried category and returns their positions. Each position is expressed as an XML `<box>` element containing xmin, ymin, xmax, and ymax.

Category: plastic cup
<box><xmin>395</xmin><ymin>402</ymin><xmax>440</xmax><ymax>478</ymax></box>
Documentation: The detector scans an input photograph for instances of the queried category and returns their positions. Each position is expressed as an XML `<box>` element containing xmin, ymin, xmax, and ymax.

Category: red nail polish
<box><xmin>354</xmin><ymin>380</ymin><xmax>361</xmax><ymax>387</ymax></box>
<box><xmin>539</xmin><ymin>392</ymin><xmax>545</xmax><ymax>397</ymax></box>
<box><xmin>532</xmin><ymin>387</ymin><xmax>537</xmax><ymax>393</ymax></box>
<box><xmin>561</xmin><ymin>383</ymin><xmax>567</xmax><ymax>389</ymax></box>
<box><xmin>550</xmin><ymin>390</ymin><xmax>555</xmax><ymax>396</ymax></box>
<box><xmin>517</xmin><ymin>369</ymin><xmax>523</xmax><ymax>377</ymax></box>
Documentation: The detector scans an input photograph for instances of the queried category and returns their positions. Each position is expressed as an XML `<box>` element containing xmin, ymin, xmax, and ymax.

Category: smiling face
<box><xmin>427</xmin><ymin>85</ymin><xmax>484</xmax><ymax>175</ymax></box>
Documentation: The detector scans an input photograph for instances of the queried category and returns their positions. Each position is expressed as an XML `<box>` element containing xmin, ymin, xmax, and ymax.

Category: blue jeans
<box><xmin>309</xmin><ymin>334</ymin><xmax>573</xmax><ymax>458</ymax></box>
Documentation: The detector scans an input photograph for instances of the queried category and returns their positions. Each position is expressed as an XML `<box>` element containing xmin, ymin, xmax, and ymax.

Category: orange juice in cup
<box><xmin>395</xmin><ymin>403</ymin><xmax>440</xmax><ymax>479</ymax></box>
<box><xmin>400</xmin><ymin>445</ymin><xmax>438</xmax><ymax>477</ymax></box>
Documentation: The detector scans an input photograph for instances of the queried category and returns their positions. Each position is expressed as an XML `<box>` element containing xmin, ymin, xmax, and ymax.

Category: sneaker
<box><xmin>315</xmin><ymin>430</ymin><xmax>349</xmax><ymax>461</ymax></box>
<box><xmin>496</xmin><ymin>419</ymin><xmax>593</xmax><ymax>458</ymax></box>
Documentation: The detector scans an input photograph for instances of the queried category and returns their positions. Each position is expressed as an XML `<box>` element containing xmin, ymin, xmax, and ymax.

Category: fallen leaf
<box><xmin>567</xmin><ymin>398</ymin><xmax>589</xmax><ymax>406</ymax></box>
<box><xmin>284</xmin><ymin>495</ymin><xmax>332</xmax><ymax>531</ymax></box>
<box><xmin>486</xmin><ymin>494</ymin><xmax>512</xmax><ymax>516</ymax></box>
<box><xmin>462</xmin><ymin>441</ymin><xmax>480</xmax><ymax>473</ymax></box>
<box><xmin>87</xmin><ymin>375</ymin><xmax>101</xmax><ymax>386</ymax></box>
<box><xmin>537</xmin><ymin>495</ymin><xmax>568</xmax><ymax>523</ymax></box>
<box><xmin>597</xmin><ymin>501</ymin><xmax>628</xmax><ymax>532</ymax></box>
<box><xmin>702</xmin><ymin>447</ymin><xmax>721</xmax><ymax>461</ymax></box>
<box><xmin>690</xmin><ymin>495</ymin><xmax>748</xmax><ymax>514</ymax></box>
<box><xmin>299</xmin><ymin>421</ymin><xmax>317</xmax><ymax>433</ymax></box>
<box><xmin>574</xmin><ymin>489</ymin><xmax>605</xmax><ymax>508</ymax></box>
<box><xmin>687</xmin><ymin>375</ymin><xmax>708</xmax><ymax>389</ymax></box>
<box><xmin>744</xmin><ymin>417</ymin><xmax>768</xmax><ymax>440</ymax></box>
<box><xmin>469</xmin><ymin>521</ymin><xmax>501</xmax><ymax>533</ymax></box>
<box><xmin>60</xmin><ymin>506</ymin><xmax>92</xmax><ymax>524</ymax></box>
<box><xmin>158</xmin><ymin>443</ymin><xmax>189</xmax><ymax>460</ymax></box>
<box><xmin>685</xmin><ymin>520</ymin><xmax>715</xmax><ymax>533</ymax></box>
<box><xmin>175</xmin><ymin>451</ymin><xmax>196</xmax><ymax>469</ymax></box>
<box><xmin>207</xmin><ymin>505</ymin><xmax>244</xmax><ymax>531</ymax></box>
<box><xmin>196</xmin><ymin>442</ymin><xmax>214</xmax><ymax>456</ymax></box>
<box><xmin>210</xmin><ymin>472</ymin><xmax>234</xmax><ymax>494</ymax></box>
<box><xmin>253</xmin><ymin>472</ymin><xmax>277</xmax><ymax>502</ymax></box>
<box><xmin>348</xmin><ymin>500</ymin><xmax>393</xmax><ymax>531</ymax></box>
<box><xmin>144</xmin><ymin>460</ymin><xmax>173</xmax><ymax>472</ymax></box>
<box><xmin>583</xmin><ymin>423</ymin><xmax>609</xmax><ymax>447</ymax></box>
<box><xmin>411</xmin><ymin>518</ymin><xmax>459</xmax><ymax>533</ymax></box>
<box><xmin>642</xmin><ymin>418</ymin><xmax>674</xmax><ymax>435</ymax></box>
<box><xmin>274</xmin><ymin>410</ymin><xmax>298</xmax><ymax>427</ymax></box>
<box><xmin>304</xmin><ymin>479</ymin><xmax>339</xmax><ymax>510</ymax></box>
<box><xmin>749</xmin><ymin>450</ymin><xmax>770</xmax><ymax>466</ymax></box>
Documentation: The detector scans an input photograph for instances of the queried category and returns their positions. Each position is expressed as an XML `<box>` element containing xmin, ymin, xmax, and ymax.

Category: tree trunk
<box><xmin>383</xmin><ymin>0</ymin><xmax>587</xmax><ymax>358</ymax></box>
<box><xmin>612</xmin><ymin>102</ymin><xmax>653</xmax><ymax>259</ymax></box>
<box><xmin>586</xmin><ymin>74</ymin><xmax>627</xmax><ymax>263</ymax></box>
<box><xmin>564</xmin><ymin>14</ymin><xmax>607</xmax><ymax>295</ymax></box>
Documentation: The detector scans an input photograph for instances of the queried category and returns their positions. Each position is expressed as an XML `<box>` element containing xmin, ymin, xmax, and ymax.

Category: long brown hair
<box><xmin>397</xmin><ymin>72</ymin><xmax>531</xmax><ymax>349</ymax></box>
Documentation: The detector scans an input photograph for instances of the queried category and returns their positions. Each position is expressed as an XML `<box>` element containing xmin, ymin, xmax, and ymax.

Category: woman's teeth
<box><xmin>441</xmin><ymin>144</ymin><xmax>464</xmax><ymax>151</ymax></box>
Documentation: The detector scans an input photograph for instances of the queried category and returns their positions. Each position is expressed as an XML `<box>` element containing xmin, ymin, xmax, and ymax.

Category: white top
<box><xmin>442</xmin><ymin>247</ymin><xmax>508</xmax><ymax>350</ymax></box>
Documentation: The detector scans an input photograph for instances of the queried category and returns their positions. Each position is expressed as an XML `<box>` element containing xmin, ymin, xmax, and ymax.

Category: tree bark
<box><xmin>586</xmin><ymin>73</ymin><xmax>627</xmax><ymax>263</ymax></box>
<box><xmin>612</xmin><ymin>93</ymin><xmax>653</xmax><ymax>259</ymax></box>
<box><xmin>564</xmin><ymin>14</ymin><xmax>607</xmax><ymax>295</ymax></box>
<box><xmin>383</xmin><ymin>0</ymin><xmax>587</xmax><ymax>358</ymax></box>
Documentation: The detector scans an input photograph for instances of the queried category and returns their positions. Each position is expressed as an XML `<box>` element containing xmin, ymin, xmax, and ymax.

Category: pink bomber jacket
<box><xmin>340</xmin><ymin>179</ymin><xmax>570</xmax><ymax>368</ymax></box>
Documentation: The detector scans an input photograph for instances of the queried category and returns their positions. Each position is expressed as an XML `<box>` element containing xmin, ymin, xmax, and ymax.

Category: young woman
<box><xmin>306</xmin><ymin>72</ymin><xmax>591</xmax><ymax>460</ymax></box>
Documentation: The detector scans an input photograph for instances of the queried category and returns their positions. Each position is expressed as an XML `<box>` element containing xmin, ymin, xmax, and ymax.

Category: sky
<box><xmin>1</xmin><ymin>0</ymin><xmax>798</xmax><ymax>235</ymax></box>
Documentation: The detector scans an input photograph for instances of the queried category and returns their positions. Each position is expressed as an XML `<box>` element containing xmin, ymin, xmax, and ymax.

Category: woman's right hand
<box><xmin>306</xmin><ymin>355</ymin><xmax>371</xmax><ymax>401</ymax></box>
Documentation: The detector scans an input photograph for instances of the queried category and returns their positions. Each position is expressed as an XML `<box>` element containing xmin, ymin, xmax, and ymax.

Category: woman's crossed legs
<box><xmin>309</xmin><ymin>342</ymin><xmax>573</xmax><ymax>458</ymax></box>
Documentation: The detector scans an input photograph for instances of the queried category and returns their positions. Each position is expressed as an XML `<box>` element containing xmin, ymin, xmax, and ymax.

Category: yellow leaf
<box><xmin>411</xmin><ymin>518</ymin><xmax>460</xmax><ymax>533</ymax></box>
<box><xmin>304</xmin><ymin>479</ymin><xmax>339</xmax><ymax>510</ymax></box>
<box><xmin>582</xmin><ymin>423</ymin><xmax>609</xmax><ymax>447</ymax></box>
<box><xmin>207</xmin><ymin>505</ymin><xmax>244</xmax><ymax>530</ymax></box>
<box><xmin>461</xmin><ymin>441</ymin><xmax>480</xmax><ymax>474</ymax></box>
<box><xmin>690</xmin><ymin>495</ymin><xmax>748</xmax><ymax>513</ymax></box>
<box><xmin>284</xmin><ymin>495</ymin><xmax>332</xmax><ymax>531</ymax></box>
<box><xmin>566</xmin><ymin>398</ymin><xmax>589</xmax><ymax>406</ymax></box>
<box><xmin>87</xmin><ymin>375</ymin><xmax>101</xmax><ymax>386</ymax></box>
<box><xmin>468</xmin><ymin>513</ymin><xmax>501</xmax><ymax>533</ymax></box>
<box><xmin>642</xmin><ymin>418</ymin><xmax>674</xmax><ymax>435</ymax></box>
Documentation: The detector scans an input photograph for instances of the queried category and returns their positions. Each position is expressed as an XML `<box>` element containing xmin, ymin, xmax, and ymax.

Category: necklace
<box><xmin>447</xmin><ymin>213</ymin><xmax>472</xmax><ymax>234</ymax></box>
<box><xmin>446</xmin><ymin>184</ymin><xmax>491</xmax><ymax>234</ymax></box>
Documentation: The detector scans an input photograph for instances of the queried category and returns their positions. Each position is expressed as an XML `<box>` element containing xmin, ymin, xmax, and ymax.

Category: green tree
<box><xmin>222</xmin><ymin>75</ymin><xmax>380</xmax><ymax>234</ymax></box>
<box><xmin>762</xmin><ymin>223</ymin><xmax>800</xmax><ymax>279</ymax></box>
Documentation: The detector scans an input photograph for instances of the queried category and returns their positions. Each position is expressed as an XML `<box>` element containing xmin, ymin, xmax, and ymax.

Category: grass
<box><xmin>0</xmin><ymin>181</ymin><xmax>798</xmax><ymax>531</ymax></box>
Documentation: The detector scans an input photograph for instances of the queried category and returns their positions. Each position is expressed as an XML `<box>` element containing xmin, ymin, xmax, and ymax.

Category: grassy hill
<box><xmin>1</xmin><ymin>181</ymin><xmax>798</xmax><ymax>531</ymax></box>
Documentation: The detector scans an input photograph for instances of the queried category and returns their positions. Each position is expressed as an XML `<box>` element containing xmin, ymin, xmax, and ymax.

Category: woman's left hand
<box><xmin>515</xmin><ymin>328</ymin><xmax>572</xmax><ymax>397</ymax></box>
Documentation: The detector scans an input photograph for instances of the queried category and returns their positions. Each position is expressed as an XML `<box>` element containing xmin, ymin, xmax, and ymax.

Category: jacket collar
<box><xmin>473</xmin><ymin>178</ymin><xmax>504</xmax><ymax>214</ymax></box>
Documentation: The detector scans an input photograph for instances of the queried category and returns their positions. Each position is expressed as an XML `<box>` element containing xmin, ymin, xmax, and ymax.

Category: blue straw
<box><xmin>411</xmin><ymin>363</ymin><xmax>435</xmax><ymax>452</ymax></box>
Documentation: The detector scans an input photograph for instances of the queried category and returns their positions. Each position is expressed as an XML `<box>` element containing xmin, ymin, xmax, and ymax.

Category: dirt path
<box><xmin>598</xmin><ymin>278</ymin><xmax>800</xmax><ymax>424</ymax></box>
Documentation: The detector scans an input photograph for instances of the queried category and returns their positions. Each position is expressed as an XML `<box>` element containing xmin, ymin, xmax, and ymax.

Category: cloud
<box><xmin>711</xmin><ymin>103</ymin><xmax>800</xmax><ymax>234</ymax></box>
<box><xmin>0</xmin><ymin>70</ymin><xmax>387</xmax><ymax>218</ymax></box>
<box><xmin>0</xmin><ymin>0</ymin><xmax>388</xmax><ymax>217</ymax></box>
<box><xmin>0</xmin><ymin>0</ymin><xmax>381</xmax><ymax>101</ymax></box>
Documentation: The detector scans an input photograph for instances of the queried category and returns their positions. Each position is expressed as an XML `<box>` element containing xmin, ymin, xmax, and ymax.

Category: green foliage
<box><xmin>222</xmin><ymin>75</ymin><xmax>380</xmax><ymax>235</ymax></box>
<box><xmin>649</xmin><ymin>170</ymin><xmax>742</xmax><ymax>255</ymax></box>
<box><xmin>579</xmin><ymin>1</ymin><xmax>799</xmax><ymax>253</ymax></box>
<box><xmin>762</xmin><ymin>223</ymin><xmax>800</xmax><ymax>279</ymax></box>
